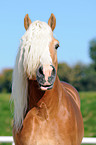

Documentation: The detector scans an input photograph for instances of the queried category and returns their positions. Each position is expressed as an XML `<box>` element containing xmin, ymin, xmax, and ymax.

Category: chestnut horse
<box><xmin>12</xmin><ymin>13</ymin><xmax>84</xmax><ymax>145</ymax></box>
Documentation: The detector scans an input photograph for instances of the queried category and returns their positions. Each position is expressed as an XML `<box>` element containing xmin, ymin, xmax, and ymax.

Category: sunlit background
<box><xmin>0</xmin><ymin>0</ymin><xmax>96</xmax><ymax>144</ymax></box>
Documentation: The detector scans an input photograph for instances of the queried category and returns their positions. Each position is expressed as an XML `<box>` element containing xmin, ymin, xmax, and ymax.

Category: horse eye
<box><xmin>55</xmin><ymin>44</ymin><xmax>59</xmax><ymax>50</ymax></box>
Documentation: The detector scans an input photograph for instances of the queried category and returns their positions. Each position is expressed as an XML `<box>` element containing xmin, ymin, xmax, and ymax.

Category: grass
<box><xmin>0</xmin><ymin>94</ymin><xmax>13</xmax><ymax>136</ymax></box>
<box><xmin>80</xmin><ymin>92</ymin><xmax>96</xmax><ymax>137</ymax></box>
<box><xmin>0</xmin><ymin>92</ymin><xmax>96</xmax><ymax>145</ymax></box>
<box><xmin>80</xmin><ymin>92</ymin><xmax>96</xmax><ymax>145</ymax></box>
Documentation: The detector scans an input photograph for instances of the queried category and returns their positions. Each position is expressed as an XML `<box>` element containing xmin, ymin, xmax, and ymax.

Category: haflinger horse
<box><xmin>12</xmin><ymin>13</ymin><xmax>84</xmax><ymax>145</ymax></box>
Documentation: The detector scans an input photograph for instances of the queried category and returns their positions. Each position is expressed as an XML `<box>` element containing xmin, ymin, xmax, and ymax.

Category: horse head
<box><xmin>12</xmin><ymin>13</ymin><xmax>59</xmax><ymax>130</ymax></box>
<box><xmin>22</xmin><ymin>14</ymin><xmax>59</xmax><ymax>91</ymax></box>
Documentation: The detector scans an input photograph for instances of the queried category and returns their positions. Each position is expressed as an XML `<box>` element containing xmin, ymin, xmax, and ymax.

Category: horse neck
<box><xmin>28</xmin><ymin>75</ymin><xmax>61</xmax><ymax>116</ymax></box>
<box><xmin>28</xmin><ymin>79</ymin><xmax>45</xmax><ymax>109</ymax></box>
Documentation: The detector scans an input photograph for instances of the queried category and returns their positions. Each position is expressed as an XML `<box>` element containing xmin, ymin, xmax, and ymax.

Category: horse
<box><xmin>12</xmin><ymin>13</ymin><xmax>84</xmax><ymax>145</ymax></box>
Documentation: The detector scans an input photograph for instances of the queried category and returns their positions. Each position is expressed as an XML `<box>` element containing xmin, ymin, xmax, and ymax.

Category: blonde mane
<box><xmin>12</xmin><ymin>21</ymin><xmax>53</xmax><ymax>131</ymax></box>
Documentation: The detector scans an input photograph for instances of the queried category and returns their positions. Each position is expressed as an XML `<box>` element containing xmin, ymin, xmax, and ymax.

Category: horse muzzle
<box><xmin>36</xmin><ymin>65</ymin><xmax>56</xmax><ymax>91</ymax></box>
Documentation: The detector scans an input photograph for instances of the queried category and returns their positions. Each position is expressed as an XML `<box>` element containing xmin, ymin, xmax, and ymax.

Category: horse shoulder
<box><xmin>57</xmin><ymin>81</ymin><xmax>84</xmax><ymax>144</ymax></box>
<box><xmin>61</xmin><ymin>81</ymin><xmax>80</xmax><ymax>109</ymax></box>
<box><xmin>13</xmin><ymin>107</ymin><xmax>41</xmax><ymax>145</ymax></box>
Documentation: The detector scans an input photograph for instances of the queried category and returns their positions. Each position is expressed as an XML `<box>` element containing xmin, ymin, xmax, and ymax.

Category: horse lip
<box><xmin>39</xmin><ymin>83</ymin><xmax>53</xmax><ymax>90</ymax></box>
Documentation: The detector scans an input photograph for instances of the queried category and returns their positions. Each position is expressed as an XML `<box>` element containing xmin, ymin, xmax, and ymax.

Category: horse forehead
<box><xmin>29</xmin><ymin>20</ymin><xmax>52</xmax><ymax>35</ymax></box>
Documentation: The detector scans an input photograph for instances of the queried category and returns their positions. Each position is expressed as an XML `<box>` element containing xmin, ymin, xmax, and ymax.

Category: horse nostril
<box><xmin>51</xmin><ymin>66</ymin><xmax>56</xmax><ymax>76</ymax></box>
<box><xmin>39</xmin><ymin>66</ymin><xmax>44</xmax><ymax>76</ymax></box>
<box><xmin>36</xmin><ymin>66</ymin><xmax>45</xmax><ymax>85</ymax></box>
<box><xmin>50</xmin><ymin>65</ymin><xmax>56</xmax><ymax>77</ymax></box>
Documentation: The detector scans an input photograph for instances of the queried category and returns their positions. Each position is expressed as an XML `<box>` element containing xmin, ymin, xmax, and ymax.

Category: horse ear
<box><xmin>24</xmin><ymin>14</ymin><xmax>32</xmax><ymax>30</ymax></box>
<box><xmin>48</xmin><ymin>13</ymin><xmax>56</xmax><ymax>31</ymax></box>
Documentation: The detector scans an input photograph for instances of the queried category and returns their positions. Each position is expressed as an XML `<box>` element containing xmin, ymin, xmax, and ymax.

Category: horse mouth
<box><xmin>39</xmin><ymin>83</ymin><xmax>53</xmax><ymax>91</ymax></box>
<box><xmin>36</xmin><ymin>65</ymin><xmax>56</xmax><ymax>91</ymax></box>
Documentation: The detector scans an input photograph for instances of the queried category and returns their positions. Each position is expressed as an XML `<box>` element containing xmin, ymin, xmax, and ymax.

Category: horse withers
<box><xmin>12</xmin><ymin>13</ymin><xmax>84</xmax><ymax>145</ymax></box>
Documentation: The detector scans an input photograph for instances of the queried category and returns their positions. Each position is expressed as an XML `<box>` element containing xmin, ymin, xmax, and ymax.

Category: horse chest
<box><xmin>18</xmin><ymin>114</ymin><xmax>66</xmax><ymax>145</ymax></box>
<box><xmin>15</xmin><ymin>103</ymin><xmax>78</xmax><ymax>145</ymax></box>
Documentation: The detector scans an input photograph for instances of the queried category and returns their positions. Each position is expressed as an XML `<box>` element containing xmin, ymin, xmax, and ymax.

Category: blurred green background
<box><xmin>0</xmin><ymin>36</ymin><xmax>96</xmax><ymax>145</ymax></box>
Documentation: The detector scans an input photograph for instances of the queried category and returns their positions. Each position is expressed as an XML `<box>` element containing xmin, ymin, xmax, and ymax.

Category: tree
<box><xmin>0</xmin><ymin>74</ymin><xmax>5</xmax><ymax>92</ymax></box>
<box><xmin>58</xmin><ymin>63</ymin><xmax>72</xmax><ymax>83</ymax></box>
<box><xmin>89</xmin><ymin>39</ymin><xmax>96</xmax><ymax>70</ymax></box>
<box><xmin>58</xmin><ymin>62</ymin><xmax>96</xmax><ymax>91</ymax></box>
<box><xmin>80</xmin><ymin>65</ymin><xmax>96</xmax><ymax>91</ymax></box>
<box><xmin>70</xmin><ymin>63</ymin><xmax>84</xmax><ymax>91</ymax></box>
<box><xmin>0</xmin><ymin>69</ymin><xmax>13</xmax><ymax>93</ymax></box>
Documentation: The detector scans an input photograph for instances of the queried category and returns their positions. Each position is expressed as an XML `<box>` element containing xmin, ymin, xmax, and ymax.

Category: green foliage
<box><xmin>80</xmin><ymin>65</ymin><xmax>96</xmax><ymax>91</ymax></box>
<box><xmin>70</xmin><ymin>63</ymin><xmax>86</xmax><ymax>91</ymax></box>
<box><xmin>0</xmin><ymin>69</ymin><xmax>13</xmax><ymax>93</ymax></box>
<box><xmin>57</xmin><ymin>63</ymin><xmax>96</xmax><ymax>91</ymax></box>
<box><xmin>89</xmin><ymin>39</ymin><xmax>96</xmax><ymax>70</ymax></box>
<box><xmin>57</xmin><ymin>63</ymin><xmax>71</xmax><ymax>83</ymax></box>
<box><xmin>0</xmin><ymin>61</ymin><xmax>96</xmax><ymax>93</ymax></box>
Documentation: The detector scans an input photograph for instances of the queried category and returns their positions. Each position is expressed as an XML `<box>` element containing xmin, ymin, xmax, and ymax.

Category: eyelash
<box><xmin>55</xmin><ymin>44</ymin><xmax>59</xmax><ymax>50</ymax></box>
